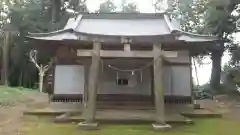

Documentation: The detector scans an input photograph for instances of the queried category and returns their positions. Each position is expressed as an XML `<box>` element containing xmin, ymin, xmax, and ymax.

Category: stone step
<box><xmin>97</xmin><ymin>105</ymin><xmax>155</xmax><ymax>110</ymax></box>
<box><xmin>97</xmin><ymin>101</ymin><xmax>153</xmax><ymax>106</ymax></box>
<box><xmin>96</xmin><ymin>101</ymin><xmax>154</xmax><ymax>110</ymax></box>
<box><xmin>49</xmin><ymin>102</ymin><xmax>82</xmax><ymax>110</ymax></box>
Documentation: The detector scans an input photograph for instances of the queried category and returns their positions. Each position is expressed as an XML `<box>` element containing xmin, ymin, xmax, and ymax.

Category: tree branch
<box><xmin>43</xmin><ymin>58</ymin><xmax>54</xmax><ymax>72</ymax></box>
<box><xmin>29</xmin><ymin>50</ymin><xmax>40</xmax><ymax>70</ymax></box>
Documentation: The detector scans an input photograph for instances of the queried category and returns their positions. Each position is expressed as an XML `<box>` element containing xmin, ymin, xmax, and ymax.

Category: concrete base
<box><xmin>194</xmin><ymin>103</ymin><xmax>201</xmax><ymax>109</ymax></box>
<box><xmin>185</xmin><ymin>118</ymin><xmax>194</xmax><ymax>125</ymax></box>
<box><xmin>54</xmin><ymin>110</ymin><xmax>192</xmax><ymax>124</ymax></box>
<box><xmin>181</xmin><ymin>109</ymin><xmax>222</xmax><ymax>118</ymax></box>
<box><xmin>152</xmin><ymin>123</ymin><xmax>171</xmax><ymax>131</ymax></box>
<box><xmin>78</xmin><ymin>122</ymin><xmax>99</xmax><ymax>130</ymax></box>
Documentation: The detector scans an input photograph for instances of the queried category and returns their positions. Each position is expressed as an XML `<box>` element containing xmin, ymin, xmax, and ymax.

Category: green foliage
<box><xmin>167</xmin><ymin>0</ymin><xmax>209</xmax><ymax>33</ymax></box>
<box><xmin>98</xmin><ymin>0</ymin><xmax>116</xmax><ymax>13</ymax></box>
<box><xmin>221</xmin><ymin>64</ymin><xmax>240</xmax><ymax>93</ymax></box>
<box><xmin>168</xmin><ymin>0</ymin><xmax>240</xmax><ymax>35</ymax></box>
<box><xmin>204</xmin><ymin>1</ymin><xmax>239</xmax><ymax>37</ymax></box>
<box><xmin>97</xmin><ymin>0</ymin><xmax>139</xmax><ymax>13</ymax></box>
<box><xmin>121</xmin><ymin>2</ymin><xmax>139</xmax><ymax>13</ymax></box>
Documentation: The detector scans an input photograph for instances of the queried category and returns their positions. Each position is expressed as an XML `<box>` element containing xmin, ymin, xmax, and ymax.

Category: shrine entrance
<box><xmin>96</xmin><ymin>58</ymin><xmax>154</xmax><ymax>110</ymax></box>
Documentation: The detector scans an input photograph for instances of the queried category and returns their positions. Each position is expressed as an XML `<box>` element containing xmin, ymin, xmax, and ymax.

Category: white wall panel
<box><xmin>54</xmin><ymin>65</ymin><xmax>85</xmax><ymax>94</ymax></box>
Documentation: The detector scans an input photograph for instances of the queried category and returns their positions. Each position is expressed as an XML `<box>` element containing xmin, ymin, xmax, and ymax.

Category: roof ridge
<box><xmin>28</xmin><ymin>29</ymin><xmax>73</xmax><ymax>37</ymax></box>
<box><xmin>163</xmin><ymin>14</ymin><xmax>176</xmax><ymax>32</ymax></box>
<box><xmin>74</xmin><ymin>15</ymin><xmax>83</xmax><ymax>30</ymax></box>
<box><xmin>64</xmin><ymin>15</ymin><xmax>82</xmax><ymax>30</ymax></box>
<box><xmin>163</xmin><ymin>14</ymin><xmax>218</xmax><ymax>39</ymax></box>
<box><xmin>75</xmin><ymin>12</ymin><xmax>166</xmax><ymax>15</ymax></box>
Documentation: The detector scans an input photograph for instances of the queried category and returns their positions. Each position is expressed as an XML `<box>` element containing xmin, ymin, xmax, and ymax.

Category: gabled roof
<box><xmin>27</xmin><ymin>13</ymin><xmax>218</xmax><ymax>43</ymax></box>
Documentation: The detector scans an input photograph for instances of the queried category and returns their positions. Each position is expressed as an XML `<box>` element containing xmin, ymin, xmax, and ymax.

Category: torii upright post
<box><xmin>152</xmin><ymin>44</ymin><xmax>171</xmax><ymax>130</ymax></box>
<box><xmin>79</xmin><ymin>41</ymin><xmax>101</xmax><ymax>130</ymax></box>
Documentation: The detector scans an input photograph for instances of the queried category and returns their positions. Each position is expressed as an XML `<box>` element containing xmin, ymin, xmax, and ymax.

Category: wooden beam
<box><xmin>77</xmin><ymin>50</ymin><xmax>92</xmax><ymax>57</ymax></box>
<box><xmin>77</xmin><ymin>49</ymin><xmax>178</xmax><ymax>58</ymax></box>
<box><xmin>101</xmin><ymin>50</ymin><xmax>153</xmax><ymax>58</ymax></box>
<box><xmin>153</xmin><ymin>43</ymin><xmax>166</xmax><ymax>124</ymax></box>
<box><xmin>83</xmin><ymin>42</ymin><xmax>101</xmax><ymax>123</ymax></box>
<box><xmin>163</xmin><ymin>51</ymin><xmax>178</xmax><ymax>58</ymax></box>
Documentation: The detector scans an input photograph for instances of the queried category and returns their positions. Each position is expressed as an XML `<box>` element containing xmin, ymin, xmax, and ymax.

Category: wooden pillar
<box><xmin>152</xmin><ymin>44</ymin><xmax>171</xmax><ymax>130</ymax></box>
<box><xmin>83</xmin><ymin>65</ymin><xmax>89</xmax><ymax>105</ymax></box>
<box><xmin>79</xmin><ymin>41</ymin><xmax>101</xmax><ymax>129</ymax></box>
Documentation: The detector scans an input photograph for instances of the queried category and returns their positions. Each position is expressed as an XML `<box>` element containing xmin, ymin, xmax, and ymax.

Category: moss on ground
<box><xmin>21</xmin><ymin>117</ymin><xmax>240</xmax><ymax>135</ymax></box>
<box><xmin>0</xmin><ymin>86</ymin><xmax>34</xmax><ymax>99</ymax></box>
<box><xmin>0</xmin><ymin>86</ymin><xmax>38</xmax><ymax>107</ymax></box>
<box><xmin>0</xmin><ymin>86</ymin><xmax>25</xmax><ymax>105</ymax></box>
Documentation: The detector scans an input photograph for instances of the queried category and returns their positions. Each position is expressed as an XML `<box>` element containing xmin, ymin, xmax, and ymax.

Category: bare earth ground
<box><xmin>198</xmin><ymin>95</ymin><xmax>240</xmax><ymax>120</ymax></box>
<box><xmin>1</xmin><ymin>89</ymin><xmax>240</xmax><ymax>135</ymax></box>
<box><xmin>0</xmin><ymin>90</ymin><xmax>49</xmax><ymax>135</ymax></box>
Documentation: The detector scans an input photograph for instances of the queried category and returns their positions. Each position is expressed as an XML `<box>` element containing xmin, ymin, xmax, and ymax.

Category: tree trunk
<box><xmin>210</xmin><ymin>50</ymin><xmax>223</xmax><ymax>92</ymax></box>
<box><xmin>1</xmin><ymin>32</ymin><xmax>10</xmax><ymax>86</ymax></box>
<box><xmin>51</xmin><ymin>0</ymin><xmax>61</xmax><ymax>23</ymax></box>
<box><xmin>18</xmin><ymin>71</ymin><xmax>23</xmax><ymax>86</ymax></box>
<box><xmin>39</xmin><ymin>71</ymin><xmax>45</xmax><ymax>93</ymax></box>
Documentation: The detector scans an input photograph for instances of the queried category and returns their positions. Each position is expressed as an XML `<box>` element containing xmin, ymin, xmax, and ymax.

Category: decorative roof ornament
<box><xmin>121</xmin><ymin>37</ymin><xmax>132</xmax><ymax>44</ymax></box>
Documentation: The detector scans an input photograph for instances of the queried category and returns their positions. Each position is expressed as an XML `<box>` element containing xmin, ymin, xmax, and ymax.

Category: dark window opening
<box><xmin>116</xmin><ymin>79</ymin><xmax>128</xmax><ymax>85</ymax></box>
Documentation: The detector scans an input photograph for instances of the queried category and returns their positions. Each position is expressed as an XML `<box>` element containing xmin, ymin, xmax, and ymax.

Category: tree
<box><xmin>97</xmin><ymin>0</ymin><xmax>138</xmax><ymax>13</ymax></box>
<box><xmin>0</xmin><ymin>25</ymin><xmax>17</xmax><ymax>86</ymax></box>
<box><xmin>154</xmin><ymin>0</ymin><xmax>171</xmax><ymax>12</ymax></box>
<box><xmin>167</xmin><ymin>0</ymin><xmax>209</xmax><ymax>34</ymax></box>
<box><xmin>98</xmin><ymin>0</ymin><xmax>116</xmax><ymax>13</ymax></box>
<box><xmin>29</xmin><ymin>50</ymin><xmax>54</xmax><ymax>92</ymax></box>
<box><xmin>1</xmin><ymin>31</ymin><xmax>10</xmax><ymax>85</ymax></box>
<box><xmin>121</xmin><ymin>2</ymin><xmax>139</xmax><ymax>13</ymax></box>
<box><xmin>166</xmin><ymin>0</ymin><xmax>240</xmax><ymax>92</ymax></box>
<box><xmin>204</xmin><ymin>0</ymin><xmax>240</xmax><ymax>91</ymax></box>
<box><xmin>51</xmin><ymin>0</ymin><xmax>61</xmax><ymax>23</ymax></box>
<box><xmin>0</xmin><ymin>1</ymin><xmax>13</xmax><ymax>85</ymax></box>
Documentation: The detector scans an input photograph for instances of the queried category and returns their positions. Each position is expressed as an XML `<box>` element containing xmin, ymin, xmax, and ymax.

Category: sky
<box><xmin>192</xmin><ymin>52</ymin><xmax>231</xmax><ymax>85</ymax></box>
<box><xmin>85</xmin><ymin>0</ymin><xmax>236</xmax><ymax>85</ymax></box>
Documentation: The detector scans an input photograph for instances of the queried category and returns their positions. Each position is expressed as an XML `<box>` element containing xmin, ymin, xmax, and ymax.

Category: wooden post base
<box><xmin>78</xmin><ymin>122</ymin><xmax>99</xmax><ymax>130</ymax></box>
<box><xmin>152</xmin><ymin>123</ymin><xmax>171</xmax><ymax>131</ymax></box>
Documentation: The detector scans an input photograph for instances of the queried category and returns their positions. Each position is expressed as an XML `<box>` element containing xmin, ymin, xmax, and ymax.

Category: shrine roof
<box><xmin>26</xmin><ymin>12</ymin><xmax>218</xmax><ymax>43</ymax></box>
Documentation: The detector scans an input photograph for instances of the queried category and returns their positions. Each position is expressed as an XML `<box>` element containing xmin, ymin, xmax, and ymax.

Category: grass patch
<box><xmin>0</xmin><ymin>86</ymin><xmax>35</xmax><ymax>106</ymax></box>
<box><xmin>21</xmin><ymin>117</ymin><xmax>240</xmax><ymax>135</ymax></box>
